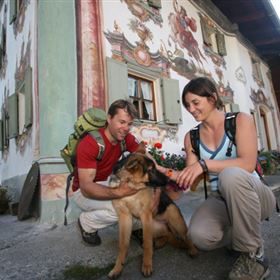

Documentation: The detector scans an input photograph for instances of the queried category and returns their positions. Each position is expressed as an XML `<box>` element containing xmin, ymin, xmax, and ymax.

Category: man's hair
<box><xmin>108</xmin><ymin>99</ymin><xmax>139</xmax><ymax>119</ymax></box>
<box><xmin>182</xmin><ymin>77</ymin><xmax>223</xmax><ymax>110</ymax></box>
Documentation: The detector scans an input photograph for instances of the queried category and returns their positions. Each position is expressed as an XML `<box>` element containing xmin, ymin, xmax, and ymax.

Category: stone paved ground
<box><xmin>0</xmin><ymin>176</ymin><xmax>279</xmax><ymax>280</ymax></box>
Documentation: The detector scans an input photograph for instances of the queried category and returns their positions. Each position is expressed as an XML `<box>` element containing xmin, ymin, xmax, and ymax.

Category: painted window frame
<box><xmin>128</xmin><ymin>74</ymin><xmax>156</xmax><ymax>121</ymax></box>
<box><xmin>106</xmin><ymin>57</ymin><xmax>182</xmax><ymax>125</ymax></box>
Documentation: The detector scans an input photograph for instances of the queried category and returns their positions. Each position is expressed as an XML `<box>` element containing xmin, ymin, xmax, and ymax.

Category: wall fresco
<box><xmin>121</xmin><ymin>0</ymin><xmax>163</xmax><ymax>26</ymax></box>
<box><xmin>12</xmin><ymin>0</ymin><xmax>29</xmax><ymax>36</ymax></box>
<box><xmin>41</xmin><ymin>173</ymin><xmax>72</xmax><ymax>201</ymax></box>
<box><xmin>76</xmin><ymin>0</ymin><xmax>105</xmax><ymax>113</ymax></box>
<box><xmin>104</xmin><ymin>20</ymin><xmax>170</xmax><ymax>76</ymax></box>
<box><xmin>168</xmin><ymin>1</ymin><xmax>205</xmax><ymax>69</ymax></box>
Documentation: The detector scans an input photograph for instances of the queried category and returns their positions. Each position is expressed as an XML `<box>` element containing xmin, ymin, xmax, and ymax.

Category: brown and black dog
<box><xmin>108</xmin><ymin>144</ymin><xmax>198</xmax><ymax>279</ymax></box>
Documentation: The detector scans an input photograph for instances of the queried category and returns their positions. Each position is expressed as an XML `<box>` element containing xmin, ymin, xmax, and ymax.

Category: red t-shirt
<box><xmin>72</xmin><ymin>128</ymin><xmax>139</xmax><ymax>191</ymax></box>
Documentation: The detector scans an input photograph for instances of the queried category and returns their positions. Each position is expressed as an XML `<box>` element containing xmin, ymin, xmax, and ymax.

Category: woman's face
<box><xmin>183</xmin><ymin>92</ymin><xmax>215</xmax><ymax>121</ymax></box>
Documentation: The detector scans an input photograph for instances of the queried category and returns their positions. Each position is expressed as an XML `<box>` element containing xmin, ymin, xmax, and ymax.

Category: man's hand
<box><xmin>116</xmin><ymin>181</ymin><xmax>139</xmax><ymax>198</ymax></box>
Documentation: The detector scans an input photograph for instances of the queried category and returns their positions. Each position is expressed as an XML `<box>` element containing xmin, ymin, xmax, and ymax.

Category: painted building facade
<box><xmin>1</xmin><ymin>0</ymin><xmax>279</xmax><ymax>224</ymax></box>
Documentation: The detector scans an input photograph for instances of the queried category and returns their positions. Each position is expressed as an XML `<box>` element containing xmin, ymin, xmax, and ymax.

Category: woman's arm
<box><xmin>176</xmin><ymin>113</ymin><xmax>258</xmax><ymax>189</ymax></box>
<box><xmin>204</xmin><ymin>113</ymin><xmax>257</xmax><ymax>173</ymax></box>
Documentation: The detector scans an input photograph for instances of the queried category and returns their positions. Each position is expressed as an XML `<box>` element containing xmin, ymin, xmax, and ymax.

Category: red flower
<box><xmin>154</xmin><ymin>142</ymin><xmax>162</xmax><ymax>149</ymax></box>
<box><xmin>161</xmin><ymin>155</ymin><xmax>165</xmax><ymax>160</ymax></box>
<box><xmin>142</xmin><ymin>141</ymin><xmax>148</xmax><ymax>146</ymax></box>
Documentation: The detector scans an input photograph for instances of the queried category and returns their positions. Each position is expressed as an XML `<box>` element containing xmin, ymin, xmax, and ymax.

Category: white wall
<box><xmin>101</xmin><ymin>0</ymin><xmax>279</xmax><ymax>153</ymax></box>
<box><xmin>0</xmin><ymin>0</ymin><xmax>37</xmax><ymax>182</ymax></box>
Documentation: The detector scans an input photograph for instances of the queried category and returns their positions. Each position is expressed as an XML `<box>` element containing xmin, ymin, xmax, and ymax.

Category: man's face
<box><xmin>107</xmin><ymin>108</ymin><xmax>134</xmax><ymax>142</ymax></box>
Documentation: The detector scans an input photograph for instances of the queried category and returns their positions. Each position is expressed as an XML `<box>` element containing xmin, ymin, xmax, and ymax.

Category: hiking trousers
<box><xmin>188</xmin><ymin>167</ymin><xmax>276</xmax><ymax>254</ymax></box>
<box><xmin>73</xmin><ymin>186</ymin><xmax>142</xmax><ymax>233</ymax></box>
<box><xmin>73</xmin><ymin>189</ymin><xmax>118</xmax><ymax>233</ymax></box>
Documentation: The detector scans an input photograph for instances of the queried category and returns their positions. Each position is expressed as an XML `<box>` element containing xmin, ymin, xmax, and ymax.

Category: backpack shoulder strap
<box><xmin>88</xmin><ymin>130</ymin><xmax>105</xmax><ymax>161</ymax></box>
<box><xmin>120</xmin><ymin>139</ymin><xmax>126</xmax><ymax>154</ymax></box>
<box><xmin>190</xmin><ymin>125</ymin><xmax>200</xmax><ymax>160</ymax></box>
<box><xmin>225</xmin><ymin>112</ymin><xmax>239</xmax><ymax>145</ymax></box>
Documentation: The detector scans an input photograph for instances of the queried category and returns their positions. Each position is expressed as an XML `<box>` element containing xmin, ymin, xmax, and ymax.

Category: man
<box><xmin>72</xmin><ymin>99</ymin><xmax>141</xmax><ymax>246</ymax></box>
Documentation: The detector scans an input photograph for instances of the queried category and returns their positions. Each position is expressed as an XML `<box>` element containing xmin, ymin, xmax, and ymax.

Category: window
<box><xmin>5</xmin><ymin>66</ymin><xmax>32</xmax><ymax>142</ymax></box>
<box><xmin>0</xmin><ymin>24</ymin><xmax>6</xmax><ymax>69</ymax></box>
<box><xmin>260</xmin><ymin>108</ymin><xmax>271</xmax><ymax>150</ymax></box>
<box><xmin>128</xmin><ymin>75</ymin><xmax>155</xmax><ymax>121</ymax></box>
<box><xmin>9</xmin><ymin>0</ymin><xmax>23</xmax><ymax>24</ymax></box>
<box><xmin>147</xmin><ymin>0</ymin><xmax>161</xmax><ymax>9</ymax></box>
<box><xmin>251</xmin><ymin>56</ymin><xmax>263</xmax><ymax>87</ymax></box>
<box><xmin>200</xmin><ymin>14</ymin><xmax>227</xmax><ymax>56</ymax></box>
<box><xmin>106</xmin><ymin>57</ymin><xmax>182</xmax><ymax>124</ymax></box>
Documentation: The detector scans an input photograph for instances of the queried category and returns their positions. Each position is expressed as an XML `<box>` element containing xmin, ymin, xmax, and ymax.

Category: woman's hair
<box><xmin>182</xmin><ymin>77</ymin><xmax>223</xmax><ymax>110</ymax></box>
<box><xmin>108</xmin><ymin>99</ymin><xmax>139</xmax><ymax>119</ymax></box>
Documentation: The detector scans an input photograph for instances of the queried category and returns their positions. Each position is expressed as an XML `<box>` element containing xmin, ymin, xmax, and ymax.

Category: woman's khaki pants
<box><xmin>188</xmin><ymin>167</ymin><xmax>276</xmax><ymax>253</ymax></box>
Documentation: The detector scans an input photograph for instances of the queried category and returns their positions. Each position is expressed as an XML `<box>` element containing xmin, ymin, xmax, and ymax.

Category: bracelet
<box><xmin>198</xmin><ymin>159</ymin><xmax>208</xmax><ymax>173</ymax></box>
<box><xmin>166</xmin><ymin>169</ymin><xmax>173</xmax><ymax>178</ymax></box>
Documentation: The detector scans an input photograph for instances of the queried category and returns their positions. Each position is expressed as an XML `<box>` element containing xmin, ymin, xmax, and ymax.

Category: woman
<box><xmin>160</xmin><ymin>77</ymin><xmax>276</xmax><ymax>280</ymax></box>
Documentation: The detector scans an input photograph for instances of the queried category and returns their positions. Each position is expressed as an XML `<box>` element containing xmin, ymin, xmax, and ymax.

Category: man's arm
<box><xmin>78</xmin><ymin>168</ymin><xmax>138</xmax><ymax>200</ymax></box>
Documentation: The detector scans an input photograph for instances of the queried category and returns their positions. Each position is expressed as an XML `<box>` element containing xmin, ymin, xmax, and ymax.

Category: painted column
<box><xmin>38</xmin><ymin>0</ymin><xmax>78</xmax><ymax>223</ymax></box>
<box><xmin>76</xmin><ymin>0</ymin><xmax>106</xmax><ymax>114</ymax></box>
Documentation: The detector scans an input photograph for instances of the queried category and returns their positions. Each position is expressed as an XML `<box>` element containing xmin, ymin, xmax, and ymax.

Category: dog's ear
<box><xmin>135</xmin><ymin>141</ymin><xmax>146</xmax><ymax>155</ymax></box>
<box><xmin>126</xmin><ymin>159</ymin><xmax>140</xmax><ymax>172</ymax></box>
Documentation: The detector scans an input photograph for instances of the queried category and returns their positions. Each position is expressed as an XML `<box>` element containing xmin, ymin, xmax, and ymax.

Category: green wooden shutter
<box><xmin>161</xmin><ymin>78</ymin><xmax>182</xmax><ymax>124</ymax></box>
<box><xmin>0</xmin><ymin>25</ymin><xmax>3</xmax><ymax>68</ymax></box>
<box><xmin>230</xmin><ymin>103</ymin><xmax>240</xmax><ymax>113</ymax></box>
<box><xmin>0</xmin><ymin>120</ymin><xmax>3</xmax><ymax>151</ymax></box>
<box><xmin>106</xmin><ymin>57</ymin><xmax>128</xmax><ymax>105</ymax></box>
<box><xmin>1</xmin><ymin>108</ymin><xmax>8</xmax><ymax>149</ymax></box>
<box><xmin>8</xmin><ymin>93</ymin><xmax>18</xmax><ymax>138</ymax></box>
<box><xmin>148</xmin><ymin>0</ymin><xmax>162</xmax><ymax>9</ymax></box>
<box><xmin>216</xmin><ymin>32</ymin><xmax>227</xmax><ymax>56</ymax></box>
<box><xmin>200</xmin><ymin>18</ymin><xmax>212</xmax><ymax>46</ymax></box>
<box><xmin>9</xmin><ymin>0</ymin><xmax>17</xmax><ymax>24</ymax></box>
<box><xmin>24</xmin><ymin>66</ymin><xmax>33</xmax><ymax>127</ymax></box>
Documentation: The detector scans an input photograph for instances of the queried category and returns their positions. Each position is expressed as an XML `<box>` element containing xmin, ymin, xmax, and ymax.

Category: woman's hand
<box><xmin>176</xmin><ymin>161</ymin><xmax>204</xmax><ymax>189</ymax></box>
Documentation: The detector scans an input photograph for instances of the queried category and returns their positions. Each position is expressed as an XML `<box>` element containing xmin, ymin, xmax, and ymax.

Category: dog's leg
<box><xmin>140</xmin><ymin>212</ymin><xmax>153</xmax><ymax>277</ymax></box>
<box><xmin>159</xmin><ymin>204</ymin><xmax>198</xmax><ymax>257</ymax></box>
<box><xmin>108</xmin><ymin>211</ymin><xmax>132</xmax><ymax>279</ymax></box>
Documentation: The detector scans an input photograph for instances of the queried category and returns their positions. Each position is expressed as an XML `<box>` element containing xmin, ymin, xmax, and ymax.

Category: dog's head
<box><xmin>113</xmin><ymin>143</ymin><xmax>168</xmax><ymax>188</ymax></box>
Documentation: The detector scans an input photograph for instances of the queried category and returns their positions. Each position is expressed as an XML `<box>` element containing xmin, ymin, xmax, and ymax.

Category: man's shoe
<box><xmin>228</xmin><ymin>252</ymin><xmax>270</xmax><ymax>280</ymax></box>
<box><xmin>78</xmin><ymin>218</ymin><xmax>101</xmax><ymax>246</ymax></box>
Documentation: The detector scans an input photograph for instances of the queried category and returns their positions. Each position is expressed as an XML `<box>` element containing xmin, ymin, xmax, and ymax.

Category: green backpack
<box><xmin>60</xmin><ymin>107</ymin><xmax>108</xmax><ymax>174</ymax></box>
<box><xmin>60</xmin><ymin>107</ymin><xmax>126</xmax><ymax>225</ymax></box>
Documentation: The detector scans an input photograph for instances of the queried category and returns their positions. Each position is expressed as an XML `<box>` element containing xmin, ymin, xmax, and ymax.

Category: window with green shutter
<box><xmin>148</xmin><ymin>0</ymin><xmax>162</xmax><ymax>9</ymax></box>
<box><xmin>17</xmin><ymin>66</ymin><xmax>33</xmax><ymax>134</ymax></box>
<box><xmin>0</xmin><ymin>119</ymin><xmax>3</xmax><ymax>151</ymax></box>
<box><xmin>161</xmin><ymin>78</ymin><xmax>182</xmax><ymax>124</ymax></box>
<box><xmin>8</xmin><ymin>93</ymin><xmax>18</xmax><ymax>138</ymax></box>
<box><xmin>9</xmin><ymin>0</ymin><xmax>18</xmax><ymax>24</ymax></box>
<box><xmin>1</xmin><ymin>105</ymin><xmax>8</xmax><ymax>149</ymax></box>
<box><xmin>106</xmin><ymin>57</ymin><xmax>182</xmax><ymax>125</ymax></box>
<box><xmin>200</xmin><ymin>14</ymin><xmax>227</xmax><ymax>57</ymax></box>
<box><xmin>106</xmin><ymin>57</ymin><xmax>128</xmax><ymax>105</ymax></box>
<box><xmin>24</xmin><ymin>66</ymin><xmax>33</xmax><ymax>128</ymax></box>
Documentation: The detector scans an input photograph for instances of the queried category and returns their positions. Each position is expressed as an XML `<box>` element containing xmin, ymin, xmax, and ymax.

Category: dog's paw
<box><xmin>142</xmin><ymin>263</ymin><xmax>153</xmax><ymax>277</ymax></box>
<box><xmin>188</xmin><ymin>245</ymin><xmax>199</xmax><ymax>258</ymax></box>
<box><xmin>108</xmin><ymin>267</ymin><xmax>122</xmax><ymax>279</ymax></box>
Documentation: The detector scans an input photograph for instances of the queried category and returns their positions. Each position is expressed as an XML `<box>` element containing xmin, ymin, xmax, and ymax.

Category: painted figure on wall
<box><xmin>168</xmin><ymin>0</ymin><xmax>205</xmax><ymax>67</ymax></box>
